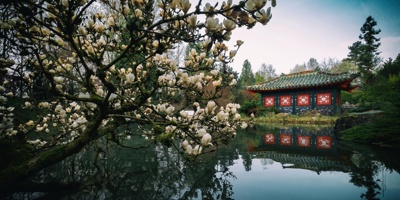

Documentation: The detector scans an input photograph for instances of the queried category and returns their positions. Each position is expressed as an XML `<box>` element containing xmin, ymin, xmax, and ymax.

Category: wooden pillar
<box><xmin>332</xmin><ymin>89</ymin><xmax>338</xmax><ymax>114</ymax></box>
<box><xmin>310</xmin><ymin>91</ymin><xmax>315</xmax><ymax>109</ymax></box>
<box><xmin>292</xmin><ymin>93</ymin><xmax>296</xmax><ymax>114</ymax></box>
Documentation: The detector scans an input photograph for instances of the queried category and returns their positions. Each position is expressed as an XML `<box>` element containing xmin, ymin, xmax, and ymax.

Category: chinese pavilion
<box><xmin>245</xmin><ymin>70</ymin><xmax>359</xmax><ymax>115</ymax></box>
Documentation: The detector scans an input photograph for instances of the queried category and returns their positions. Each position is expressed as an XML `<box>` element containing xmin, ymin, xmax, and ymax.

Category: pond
<box><xmin>9</xmin><ymin>124</ymin><xmax>400</xmax><ymax>200</ymax></box>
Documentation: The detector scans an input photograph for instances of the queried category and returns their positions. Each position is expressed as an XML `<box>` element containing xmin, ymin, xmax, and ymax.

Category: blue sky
<box><xmin>227</xmin><ymin>0</ymin><xmax>400</xmax><ymax>74</ymax></box>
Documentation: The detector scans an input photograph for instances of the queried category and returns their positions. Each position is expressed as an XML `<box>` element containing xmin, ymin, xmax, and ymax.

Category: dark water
<box><xmin>11</xmin><ymin>124</ymin><xmax>400</xmax><ymax>200</ymax></box>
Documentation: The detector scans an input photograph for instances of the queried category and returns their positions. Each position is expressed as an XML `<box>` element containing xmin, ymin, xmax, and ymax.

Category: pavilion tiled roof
<box><xmin>245</xmin><ymin>70</ymin><xmax>359</xmax><ymax>92</ymax></box>
<box><xmin>254</xmin><ymin>151</ymin><xmax>353</xmax><ymax>173</ymax></box>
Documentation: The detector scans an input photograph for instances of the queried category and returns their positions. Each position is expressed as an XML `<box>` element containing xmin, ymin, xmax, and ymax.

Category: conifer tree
<box><xmin>348</xmin><ymin>16</ymin><xmax>381</xmax><ymax>84</ymax></box>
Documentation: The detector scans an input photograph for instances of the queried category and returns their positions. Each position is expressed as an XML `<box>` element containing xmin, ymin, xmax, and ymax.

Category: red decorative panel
<box><xmin>317</xmin><ymin>136</ymin><xmax>332</xmax><ymax>149</ymax></box>
<box><xmin>297</xmin><ymin>94</ymin><xmax>310</xmax><ymax>106</ymax></box>
<box><xmin>297</xmin><ymin>135</ymin><xmax>310</xmax><ymax>147</ymax></box>
<box><xmin>264</xmin><ymin>96</ymin><xmax>275</xmax><ymax>107</ymax></box>
<box><xmin>279</xmin><ymin>95</ymin><xmax>292</xmax><ymax>107</ymax></box>
<box><xmin>280</xmin><ymin>134</ymin><xmax>292</xmax><ymax>146</ymax></box>
<box><xmin>264</xmin><ymin>134</ymin><xmax>275</xmax><ymax>144</ymax></box>
<box><xmin>316</xmin><ymin>93</ymin><xmax>331</xmax><ymax>105</ymax></box>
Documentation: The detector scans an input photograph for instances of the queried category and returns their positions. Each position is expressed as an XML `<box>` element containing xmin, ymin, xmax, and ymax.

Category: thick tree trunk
<box><xmin>0</xmin><ymin>113</ymin><xmax>111</xmax><ymax>197</ymax></box>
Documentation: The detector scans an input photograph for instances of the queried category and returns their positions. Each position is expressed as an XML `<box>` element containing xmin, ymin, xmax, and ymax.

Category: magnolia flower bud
<box><xmin>87</xmin><ymin>19</ymin><xmax>94</xmax><ymax>28</ymax></box>
<box><xmin>107</xmin><ymin>16</ymin><xmax>115</xmax><ymax>27</ymax></box>
<box><xmin>212</xmin><ymin>79</ymin><xmax>221</xmax><ymax>87</ymax></box>
<box><xmin>165</xmin><ymin>106</ymin><xmax>175</xmax><ymax>116</ymax></box>
<box><xmin>182</xmin><ymin>140</ymin><xmax>189</xmax><ymax>149</ymax></box>
<box><xmin>207</xmin><ymin>101</ymin><xmax>216</xmax><ymax>111</ymax></box>
<box><xmin>241</xmin><ymin>122</ymin><xmax>248</xmax><ymax>129</ymax></box>
<box><xmin>126</xmin><ymin>73</ymin><xmax>135</xmax><ymax>83</ymax></box>
<box><xmin>55</xmin><ymin>37</ymin><xmax>64</xmax><ymax>46</ymax></box>
<box><xmin>188</xmin><ymin>14</ymin><xmax>197</xmax><ymax>29</ymax></box>
<box><xmin>134</xmin><ymin>9</ymin><xmax>142</xmax><ymax>18</ymax></box>
<box><xmin>180</xmin><ymin>0</ymin><xmax>191</xmax><ymax>14</ymax></box>
<box><xmin>201</xmin><ymin>133</ymin><xmax>212</xmax><ymax>146</ymax></box>
<box><xmin>54</xmin><ymin>76</ymin><xmax>64</xmax><ymax>83</ymax></box>
<box><xmin>193</xmin><ymin>145</ymin><xmax>202</xmax><ymax>155</ymax></box>
<box><xmin>185</xmin><ymin>145</ymin><xmax>193</xmax><ymax>154</ymax></box>
<box><xmin>26</xmin><ymin>120</ymin><xmax>34</xmax><ymax>126</ymax></box>
<box><xmin>123</xmin><ymin>6</ymin><xmax>130</xmax><ymax>15</ymax></box>
<box><xmin>62</xmin><ymin>0</ymin><xmax>69</xmax><ymax>7</ymax></box>
<box><xmin>152</xmin><ymin>40</ymin><xmax>159</xmax><ymax>48</ymax></box>
<box><xmin>95</xmin><ymin>24</ymin><xmax>105</xmax><ymax>33</ymax></box>
<box><xmin>197</xmin><ymin>128</ymin><xmax>207</xmax><ymax>137</ymax></box>
<box><xmin>78</xmin><ymin>26</ymin><xmax>87</xmax><ymax>36</ymax></box>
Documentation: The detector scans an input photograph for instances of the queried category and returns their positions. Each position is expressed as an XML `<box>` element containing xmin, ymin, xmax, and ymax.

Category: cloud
<box><xmin>380</xmin><ymin>36</ymin><xmax>400</xmax><ymax>60</ymax></box>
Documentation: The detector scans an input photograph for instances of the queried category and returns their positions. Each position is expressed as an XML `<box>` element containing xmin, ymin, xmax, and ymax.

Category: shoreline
<box><xmin>242</xmin><ymin>115</ymin><xmax>338</xmax><ymax>125</ymax></box>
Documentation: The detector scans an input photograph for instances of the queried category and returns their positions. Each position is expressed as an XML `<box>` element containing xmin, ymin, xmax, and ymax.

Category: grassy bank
<box><xmin>242</xmin><ymin>114</ymin><xmax>338</xmax><ymax>125</ymax></box>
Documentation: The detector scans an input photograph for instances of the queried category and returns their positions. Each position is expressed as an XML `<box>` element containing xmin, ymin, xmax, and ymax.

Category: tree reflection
<box><xmin>241</xmin><ymin>152</ymin><xmax>253</xmax><ymax>172</ymax></box>
<box><xmin>10</xmin><ymin>135</ymin><xmax>238</xmax><ymax>199</ymax></box>
<box><xmin>349</xmin><ymin>153</ymin><xmax>383</xmax><ymax>200</ymax></box>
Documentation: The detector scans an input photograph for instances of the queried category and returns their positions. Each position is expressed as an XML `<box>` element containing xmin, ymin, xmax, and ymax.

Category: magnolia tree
<box><xmin>0</xmin><ymin>0</ymin><xmax>275</xmax><ymax>190</ymax></box>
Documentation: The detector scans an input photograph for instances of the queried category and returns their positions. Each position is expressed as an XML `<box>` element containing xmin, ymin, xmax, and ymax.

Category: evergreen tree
<box><xmin>239</xmin><ymin>59</ymin><xmax>255</xmax><ymax>86</ymax></box>
<box><xmin>378</xmin><ymin>54</ymin><xmax>400</xmax><ymax>78</ymax></box>
<box><xmin>347</xmin><ymin>41</ymin><xmax>363</xmax><ymax>65</ymax></box>
<box><xmin>348</xmin><ymin>16</ymin><xmax>381</xmax><ymax>84</ymax></box>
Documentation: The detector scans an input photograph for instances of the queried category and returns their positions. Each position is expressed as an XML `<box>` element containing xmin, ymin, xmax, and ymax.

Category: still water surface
<box><xmin>17</xmin><ymin>124</ymin><xmax>400</xmax><ymax>199</ymax></box>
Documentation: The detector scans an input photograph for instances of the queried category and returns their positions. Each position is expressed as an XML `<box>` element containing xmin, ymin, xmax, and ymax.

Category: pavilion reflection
<box><xmin>252</xmin><ymin>126</ymin><xmax>354</xmax><ymax>174</ymax></box>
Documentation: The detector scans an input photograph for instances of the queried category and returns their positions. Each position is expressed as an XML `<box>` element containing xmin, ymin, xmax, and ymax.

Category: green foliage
<box><xmin>330</xmin><ymin>60</ymin><xmax>358</xmax><ymax>73</ymax></box>
<box><xmin>254</xmin><ymin>72</ymin><xmax>265</xmax><ymax>84</ymax></box>
<box><xmin>340</xmin><ymin>57</ymin><xmax>400</xmax><ymax>146</ymax></box>
<box><xmin>379</xmin><ymin>53</ymin><xmax>400</xmax><ymax>78</ymax></box>
<box><xmin>239</xmin><ymin>100</ymin><xmax>259</xmax><ymax>115</ymax></box>
<box><xmin>341</xmin><ymin>91</ymin><xmax>358</xmax><ymax>104</ymax></box>
<box><xmin>238</xmin><ymin>94</ymin><xmax>278</xmax><ymax>116</ymax></box>
<box><xmin>239</xmin><ymin>59</ymin><xmax>255</xmax><ymax>86</ymax></box>
<box><xmin>341</xmin><ymin>113</ymin><xmax>400</xmax><ymax>146</ymax></box>
<box><xmin>238</xmin><ymin>93</ymin><xmax>260</xmax><ymax>115</ymax></box>
<box><xmin>347</xmin><ymin>16</ymin><xmax>381</xmax><ymax>84</ymax></box>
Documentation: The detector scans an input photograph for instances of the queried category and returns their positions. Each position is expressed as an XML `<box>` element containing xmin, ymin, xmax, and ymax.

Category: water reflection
<box><xmin>8</xmin><ymin>125</ymin><xmax>400</xmax><ymax>200</ymax></box>
<box><xmin>13</xmin><ymin>136</ymin><xmax>239</xmax><ymax>200</ymax></box>
<box><xmin>243</xmin><ymin>124</ymin><xmax>400</xmax><ymax>200</ymax></box>
<box><xmin>254</xmin><ymin>126</ymin><xmax>349</xmax><ymax>174</ymax></box>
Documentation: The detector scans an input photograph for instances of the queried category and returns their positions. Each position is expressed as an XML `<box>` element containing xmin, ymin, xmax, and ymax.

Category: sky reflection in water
<box><xmin>225</xmin><ymin>125</ymin><xmax>400</xmax><ymax>200</ymax></box>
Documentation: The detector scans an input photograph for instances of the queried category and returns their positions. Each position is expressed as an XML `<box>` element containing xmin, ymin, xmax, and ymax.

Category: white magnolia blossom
<box><xmin>201</xmin><ymin>133</ymin><xmax>212</xmax><ymax>146</ymax></box>
<box><xmin>197</xmin><ymin>128</ymin><xmax>207</xmax><ymax>137</ymax></box>
<box><xmin>205</xmin><ymin>17</ymin><xmax>220</xmax><ymax>32</ymax></box>
<box><xmin>223</xmin><ymin>19</ymin><xmax>236</xmax><ymax>31</ymax></box>
<box><xmin>0</xmin><ymin>0</ymin><xmax>275</xmax><ymax>158</ymax></box>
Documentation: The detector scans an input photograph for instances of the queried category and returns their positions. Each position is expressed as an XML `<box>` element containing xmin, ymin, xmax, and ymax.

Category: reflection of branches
<box><xmin>13</xmin><ymin>136</ymin><xmax>238</xmax><ymax>199</ymax></box>
<box><xmin>179</xmin><ymin>165</ymin><xmax>236</xmax><ymax>200</ymax></box>
<box><xmin>349</xmin><ymin>155</ymin><xmax>382</xmax><ymax>200</ymax></box>
<box><xmin>242</xmin><ymin>152</ymin><xmax>253</xmax><ymax>171</ymax></box>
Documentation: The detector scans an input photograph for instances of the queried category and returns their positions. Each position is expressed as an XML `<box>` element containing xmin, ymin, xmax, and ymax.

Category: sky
<box><xmin>223</xmin><ymin>0</ymin><xmax>400</xmax><ymax>74</ymax></box>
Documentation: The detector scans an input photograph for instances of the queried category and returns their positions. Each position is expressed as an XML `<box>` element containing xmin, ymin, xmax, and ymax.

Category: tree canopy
<box><xmin>348</xmin><ymin>15</ymin><xmax>381</xmax><ymax>84</ymax></box>
<box><xmin>256</xmin><ymin>63</ymin><xmax>277</xmax><ymax>82</ymax></box>
<box><xmin>0</xmin><ymin>0</ymin><xmax>276</xmax><ymax>193</ymax></box>
<box><xmin>239</xmin><ymin>59</ymin><xmax>256</xmax><ymax>86</ymax></box>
